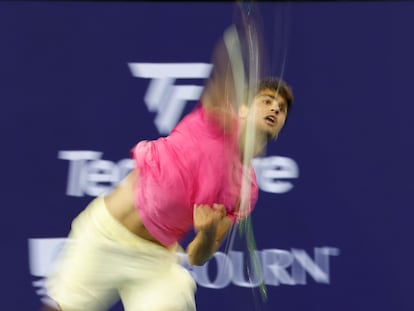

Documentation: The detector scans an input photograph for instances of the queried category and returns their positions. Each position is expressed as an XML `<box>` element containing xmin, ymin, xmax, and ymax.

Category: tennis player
<box><xmin>41</xmin><ymin>32</ymin><xmax>294</xmax><ymax>311</ymax></box>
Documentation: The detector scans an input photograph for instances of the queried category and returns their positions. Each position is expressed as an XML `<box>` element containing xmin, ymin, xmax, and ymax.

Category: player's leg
<box><xmin>119</xmin><ymin>251</ymin><xmax>196</xmax><ymax>311</ymax></box>
<box><xmin>43</xmin><ymin>197</ymin><xmax>124</xmax><ymax>311</ymax></box>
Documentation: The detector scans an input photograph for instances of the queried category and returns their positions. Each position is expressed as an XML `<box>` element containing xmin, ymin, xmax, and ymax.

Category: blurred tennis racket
<box><xmin>220</xmin><ymin>0</ymin><xmax>268</xmax><ymax>303</ymax></box>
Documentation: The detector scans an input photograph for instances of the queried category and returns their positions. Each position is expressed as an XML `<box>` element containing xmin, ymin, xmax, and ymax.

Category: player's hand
<box><xmin>193</xmin><ymin>203</ymin><xmax>226</xmax><ymax>235</ymax></box>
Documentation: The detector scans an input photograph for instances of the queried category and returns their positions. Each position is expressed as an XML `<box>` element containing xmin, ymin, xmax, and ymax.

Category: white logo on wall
<box><xmin>128</xmin><ymin>62</ymin><xmax>212</xmax><ymax>134</ymax></box>
<box><xmin>28</xmin><ymin>238</ymin><xmax>66</xmax><ymax>307</ymax></box>
<box><xmin>58</xmin><ymin>151</ymin><xmax>299</xmax><ymax>197</ymax></box>
<box><xmin>28</xmin><ymin>238</ymin><xmax>339</xmax><ymax>302</ymax></box>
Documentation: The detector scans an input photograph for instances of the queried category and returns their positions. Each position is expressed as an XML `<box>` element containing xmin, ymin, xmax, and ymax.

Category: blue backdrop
<box><xmin>1</xmin><ymin>1</ymin><xmax>413</xmax><ymax>311</ymax></box>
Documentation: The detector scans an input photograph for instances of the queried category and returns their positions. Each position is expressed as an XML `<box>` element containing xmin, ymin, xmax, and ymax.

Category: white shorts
<box><xmin>45</xmin><ymin>197</ymin><xmax>196</xmax><ymax>311</ymax></box>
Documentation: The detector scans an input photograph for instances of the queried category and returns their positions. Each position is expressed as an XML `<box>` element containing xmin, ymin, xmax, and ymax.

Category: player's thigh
<box><xmin>120</xmin><ymin>263</ymin><xmax>196</xmax><ymax>311</ymax></box>
<box><xmin>46</xmin><ymin>230</ymin><xmax>123</xmax><ymax>310</ymax></box>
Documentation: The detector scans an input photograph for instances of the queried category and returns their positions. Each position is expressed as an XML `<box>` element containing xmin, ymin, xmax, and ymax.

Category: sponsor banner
<box><xmin>28</xmin><ymin>238</ymin><xmax>339</xmax><ymax>304</ymax></box>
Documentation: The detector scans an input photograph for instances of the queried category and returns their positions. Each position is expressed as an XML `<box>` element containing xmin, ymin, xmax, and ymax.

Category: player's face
<box><xmin>250</xmin><ymin>89</ymin><xmax>288</xmax><ymax>140</ymax></box>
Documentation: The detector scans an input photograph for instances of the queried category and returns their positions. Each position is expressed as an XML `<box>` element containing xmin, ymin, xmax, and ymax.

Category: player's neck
<box><xmin>238</xmin><ymin>129</ymin><xmax>267</xmax><ymax>162</ymax></box>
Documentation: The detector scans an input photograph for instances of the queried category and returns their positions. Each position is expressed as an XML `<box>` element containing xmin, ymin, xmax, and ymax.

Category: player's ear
<box><xmin>238</xmin><ymin>104</ymin><xmax>249</xmax><ymax>119</ymax></box>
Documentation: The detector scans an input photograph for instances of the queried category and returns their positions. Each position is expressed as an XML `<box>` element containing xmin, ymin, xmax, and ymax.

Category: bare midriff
<box><xmin>103</xmin><ymin>170</ymin><xmax>165</xmax><ymax>247</ymax></box>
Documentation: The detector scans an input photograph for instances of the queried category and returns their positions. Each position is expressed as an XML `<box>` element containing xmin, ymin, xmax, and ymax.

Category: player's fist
<box><xmin>193</xmin><ymin>203</ymin><xmax>226</xmax><ymax>233</ymax></box>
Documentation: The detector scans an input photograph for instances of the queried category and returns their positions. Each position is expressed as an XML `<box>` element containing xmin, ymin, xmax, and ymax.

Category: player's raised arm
<box><xmin>199</xmin><ymin>36</ymin><xmax>240</xmax><ymax>134</ymax></box>
<box><xmin>200</xmin><ymin>2</ymin><xmax>265</xmax><ymax>133</ymax></box>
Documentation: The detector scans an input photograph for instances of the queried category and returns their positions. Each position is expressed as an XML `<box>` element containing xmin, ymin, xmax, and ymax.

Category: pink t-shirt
<box><xmin>131</xmin><ymin>104</ymin><xmax>258</xmax><ymax>247</ymax></box>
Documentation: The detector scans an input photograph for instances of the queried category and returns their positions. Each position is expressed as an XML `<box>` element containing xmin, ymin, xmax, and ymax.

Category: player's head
<box><xmin>239</xmin><ymin>76</ymin><xmax>293</xmax><ymax>142</ymax></box>
<box><xmin>257</xmin><ymin>77</ymin><xmax>293</xmax><ymax>112</ymax></box>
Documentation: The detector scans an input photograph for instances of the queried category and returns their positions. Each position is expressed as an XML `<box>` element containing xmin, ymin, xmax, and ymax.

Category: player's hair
<box><xmin>257</xmin><ymin>77</ymin><xmax>293</xmax><ymax>112</ymax></box>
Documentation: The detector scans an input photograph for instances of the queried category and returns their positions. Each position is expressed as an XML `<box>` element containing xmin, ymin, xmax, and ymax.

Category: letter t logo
<box><xmin>128</xmin><ymin>63</ymin><xmax>212</xmax><ymax>134</ymax></box>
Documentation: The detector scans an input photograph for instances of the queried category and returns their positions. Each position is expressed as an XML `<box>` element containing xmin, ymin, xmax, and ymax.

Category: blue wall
<box><xmin>1</xmin><ymin>2</ymin><xmax>413</xmax><ymax>310</ymax></box>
